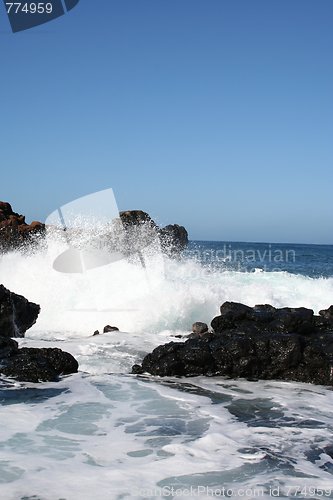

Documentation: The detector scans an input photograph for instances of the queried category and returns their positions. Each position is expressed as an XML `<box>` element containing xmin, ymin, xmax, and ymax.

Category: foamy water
<box><xmin>1</xmin><ymin>241</ymin><xmax>333</xmax><ymax>499</ymax></box>
<box><xmin>1</xmin><ymin>241</ymin><xmax>333</xmax><ymax>337</ymax></box>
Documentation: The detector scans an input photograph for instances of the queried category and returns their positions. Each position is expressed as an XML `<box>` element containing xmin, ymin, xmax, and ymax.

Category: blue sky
<box><xmin>0</xmin><ymin>0</ymin><xmax>332</xmax><ymax>243</ymax></box>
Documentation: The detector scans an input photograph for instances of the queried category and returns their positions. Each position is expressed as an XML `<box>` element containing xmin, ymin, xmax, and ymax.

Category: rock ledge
<box><xmin>132</xmin><ymin>302</ymin><xmax>333</xmax><ymax>385</ymax></box>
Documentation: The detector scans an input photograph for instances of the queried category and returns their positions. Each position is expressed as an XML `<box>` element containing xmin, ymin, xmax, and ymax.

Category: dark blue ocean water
<box><xmin>187</xmin><ymin>241</ymin><xmax>333</xmax><ymax>278</ymax></box>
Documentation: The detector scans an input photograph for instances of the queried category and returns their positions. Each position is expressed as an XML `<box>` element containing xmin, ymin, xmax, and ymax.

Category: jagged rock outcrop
<box><xmin>0</xmin><ymin>285</ymin><xmax>40</xmax><ymax>338</ymax></box>
<box><xmin>319</xmin><ymin>306</ymin><xmax>333</xmax><ymax>322</ymax></box>
<box><xmin>120</xmin><ymin>210</ymin><xmax>157</xmax><ymax>229</ymax></box>
<box><xmin>103</xmin><ymin>325</ymin><xmax>119</xmax><ymax>333</ymax></box>
<box><xmin>118</xmin><ymin>210</ymin><xmax>159</xmax><ymax>256</ymax></box>
<box><xmin>0</xmin><ymin>337</ymin><xmax>78</xmax><ymax>382</ymax></box>
<box><xmin>119</xmin><ymin>210</ymin><xmax>188</xmax><ymax>257</ymax></box>
<box><xmin>159</xmin><ymin>224</ymin><xmax>189</xmax><ymax>256</ymax></box>
<box><xmin>0</xmin><ymin>202</ymin><xmax>188</xmax><ymax>257</ymax></box>
<box><xmin>192</xmin><ymin>322</ymin><xmax>209</xmax><ymax>335</ymax></box>
<box><xmin>0</xmin><ymin>287</ymin><xmax>78</xmax><ymax>382</ymax></box>
<box><xmin>0</xmin><ymin>201</ymin><xmax>45</xmax><ymax>252</ymax></box>
<box><xmin>211</xmin><ymin>302</ymin><xmax>318</xmax><ymax>335</ymax></box>
<box><xmin>132</xmin><ymin>302</ymin><xmax>333</xmax><ymax>385</ymax></box>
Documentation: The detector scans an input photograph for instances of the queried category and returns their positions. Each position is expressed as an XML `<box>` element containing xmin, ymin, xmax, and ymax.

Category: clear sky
<box><xmin>0</xmin><ymin>0</ymin><xmax>332</xmax><ymax>243</ymax></box>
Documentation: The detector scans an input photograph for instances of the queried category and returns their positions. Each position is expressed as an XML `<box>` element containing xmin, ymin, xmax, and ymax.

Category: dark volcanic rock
<box><xmin>0</xmin><ymin>202</ymin><xmax>188</xmax><ymax>257</ymax></box>
<box><xmin>0</xmin><ymin>337</ymin><xmax>19</xmax><ymax>358</ymax></box>
<box><xmin>132</xmin><ymin>302</ymin><xmax>333</xmax><ymax>385</ymax></box>
<box><xmin>212</xmin><ymin>301</ymin><xmax>315</xmax><ymax>335</ymax></box>
<box><xmin>110</xmin><ymin>210</ymin><xmax>159</xmax><ymax>258</ymax></box>
<box><xmin>103</xmin><ymin>325</ymin><xmax>119</xmax><ymax>333</ymax></box>
<box><xmin>0</xmin><ymin>285</ymin><xmax>40</xmax><ymax>338</ymax></box>
<box><xmin>0</xmin><ymin>340</ymin><xmax>79</xmax><ymax>383</ymax></box>
<box><xmin>192</xmin><ymin>322</ymin><xmax>209</xmax><ymax>335</ymax></box>
<box><xmin>319</xmin><ymin>306</ymin><xmax>333</xmax><ymax>323</ymax></box>
<box><xmin>119</xmin><ymin>210</ymin><xmax>188</xmax><ymax>257</ymax></box>
<box><xmin>159</xmin><ymin>224</ymin><xmax>189</xmax><ymax>257</ymax></box>
<box><xmin>120</xmin><ymin>210</ymin><xmax>157</xmax><ymax>229</ymax></box>
<box><xmin>0</xmin><ymin>286</ymin><xmax>77</xmax><ymax>382</ymax></box>
<box><xmin>0</xmin><ymin>201</ymin><xmax>45</xmax><ymax>252</ymax></box>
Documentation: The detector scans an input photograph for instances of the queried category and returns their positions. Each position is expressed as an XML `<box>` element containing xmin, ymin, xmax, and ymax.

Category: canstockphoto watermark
<box><xmin>134</xmin><ymin>486</ymin><xmax>267</xmax><ymax>498</ymax></box>
<box><xmin>45</xmin><ymin>188</ymin><xmax>165</xmax><ymax>313</ymax></box>
<box><xmin>46</xmin><ymin>188</ymin><xmax>124</xmax><ymax>274</ymax></box>
<box><xmin>134</xmin><ymin>485</ymin><xmax>333</xmax><ymax>498</ymax></box>
<box><xmin>45</xmin><ymin>187</ymin><xmax>162</xmax><ymax>275</ymax></box>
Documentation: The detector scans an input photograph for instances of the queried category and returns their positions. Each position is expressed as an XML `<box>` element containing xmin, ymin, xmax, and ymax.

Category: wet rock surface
<box><xmin>159</xmin><ymin>224</ymin><xmax>189</xmax><ymax>257</ymax></box>
<box><xmin>120</xmin><ymin>210</ymin><xmax>188</xmax><ymax>257</ymax></box>
<box><xmin>0</xmin><ymin>337</ymin><xmax>78</xmax><ymax>383</ymax></box>
<box><xmin>132</xmin><ymin>302</ymin><xmax>333</xmax><ymax>385</ymax></box>
<box><xmin>103</xmin><ymin>325</ymin><xmax>120</xmax><ymax>333</ymax></box>
<box><xmin>192</xmin><ymin>322</ymin><xmax>209</xmax><ymax>335</ymax></box>
<box><xmin>0</xmin><ymin>286</ymin><xmax>78</xmax><ymax>382</ymax></box>
<box><xmin>0</xmin><ymin>202</ymin><xmax>188</xmax><ymax>257</ymax></box>
<box><xmin>0</xmin><ymin>285</ymin><xmax>40</xmax><ymax>338</ymax></box>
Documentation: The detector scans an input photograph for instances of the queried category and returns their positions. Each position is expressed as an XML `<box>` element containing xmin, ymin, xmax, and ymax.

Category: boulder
<box><xmin>159</xmin><ymin>224</ymin><xmax>189</xmax><ymax>257</ymax></box>
<box><xmin>192</xmin><ymin>322</ymin><xmax>209</xmax><ymax>335</ymax></box>
<box><xmin>211</xmin><ymin>301</ymin><xmax>315</xmax><ymax>335</ymax></box>
<box><xmin>0</xmin><ymin>202</ymin><xmax>188</xmax><ymax>257</ymax></box>
<box><xmin>0</xmin><ymin>337</ymin><xmax>19</xmax><ymax>358</ymax></box>
<box><xmin>319</xmin><ymin>306</ymin><xmax>333</xmax><ymax>323</ymax></box>
<box><xmin>0</xmin><ymin>285</ymin><xmax>40</xmax><ymax>338</ymax></box>
<box><xmin>119</xmin><ymin>210</ymin><xmax>188</xmax><ymax>257</ymax></box>
<box><xmin>103</xmin><ymin>325</ymin><xmax>119</xmax><ymax>333</ymax></box>
<box><xmin>0</xmin><ymin>338</ymin><xmax>79</xmax><ymax>382</ymax></box>
<box><xmin>132</xmin><ymin>302</ymin><xmax>333</xmax><ymax>385</ymax></box>
<box><xmin>120</xmin><ymin>210</ymin><xmax>157</xmax><ymax>229</ymax></box>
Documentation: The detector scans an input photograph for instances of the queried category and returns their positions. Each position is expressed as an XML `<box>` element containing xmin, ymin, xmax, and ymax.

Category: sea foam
<box><xmin>0</xmin><ymin>239</ymin><xmax>332</xmax><ymax>339</ymax></box>
<box><xmin>1</xmin><ymin>241</ymin><xmax>333</xmax><ymax>500</ymax></box>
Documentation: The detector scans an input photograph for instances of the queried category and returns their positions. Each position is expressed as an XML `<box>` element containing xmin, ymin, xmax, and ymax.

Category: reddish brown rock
<box><xmin>0</xmin><ymin>201</ymin><xmax>45</xmax><ymax>251</ymax></box>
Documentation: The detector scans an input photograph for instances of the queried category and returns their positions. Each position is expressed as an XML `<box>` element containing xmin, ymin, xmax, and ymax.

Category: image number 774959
<box><xmin>3</xmin><ymin>0</ymin><xmax>80</xmax><ymax>32</ymax></box>
<box><xmin>5</xmin><ymin>2</ymin><xmax>53</xmax><ymax>14</ymax></box>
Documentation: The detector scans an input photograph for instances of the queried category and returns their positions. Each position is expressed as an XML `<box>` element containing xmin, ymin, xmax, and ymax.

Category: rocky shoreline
<box><xmin>0</xmin><ymin>200</ymin><xmax>189</xmax><ymax>383</ymax></box>
<box><xmin>0</xmin><ymin>284</ymin><xmax>40</xmax><ymax>338</ymax></box>
<box><xmin>0</xmin><ymin>337</ymin><xmax>78</xmax><ymax>383</ymax></box>
<box><xmin>117</xmin><ymin>210</ymin><xmax>188</xmax><ymax>257</ymax></box>
<box><xmin>0</xmin><ymin>201</ymin><xmax>188</xmax><ymax>257</ymax></box>
<box><xmin>2</xmin><ymin>283</ymin><xmax>333</xmax><ymax>385</ymax></box>
<box><xmin>0</xmin><ymin>201</ymin><xmax>45</xmax><ymax>252</ymax></box>
<box><xmin>2</xmin><ymin>200</ymin><xmax>332</xmax><ymax>386</ymax></box>
<box><xmin>132</xmin><ymin>302</ymin><xmax>333</xmax><ymax>386</ymax></box>
<box><xmin>0</xmin><ymin>284</ymin><xmax>78</xmax><ymax>382</ymax></box>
